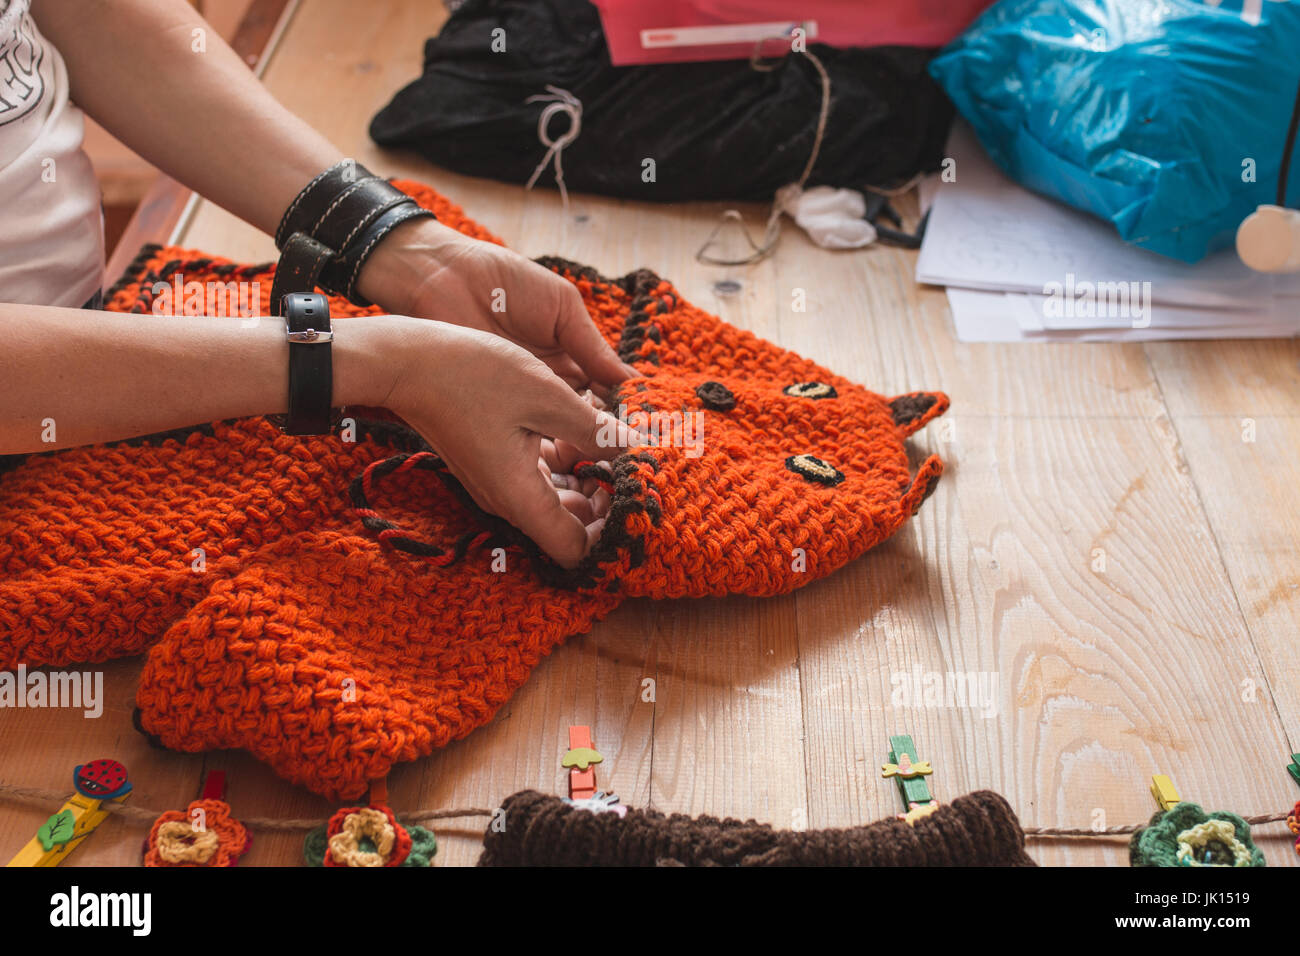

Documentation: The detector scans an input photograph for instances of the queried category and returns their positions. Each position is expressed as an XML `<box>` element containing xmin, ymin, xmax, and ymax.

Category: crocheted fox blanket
<box><xmin>0</xmin><ymin>183</ymin><xmax>948</xmax><ymax>799</ymax></box>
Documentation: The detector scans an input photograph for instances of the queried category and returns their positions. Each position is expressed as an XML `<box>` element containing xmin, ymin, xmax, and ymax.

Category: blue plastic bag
<box><xmin>930</xmin><ymin>0</ymin><xmax>1300</xmax><ymax>263</ymax></box>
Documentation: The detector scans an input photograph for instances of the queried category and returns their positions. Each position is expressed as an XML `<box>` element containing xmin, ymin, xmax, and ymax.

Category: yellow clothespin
<box><xmin>1150</xmin><ymin>774</ymin><xmax>1181</xmax><ymax>812</ymax></box>
<box><xmin>6</xmin><ymin>759</ymin><xmax>132</xmax><ymax>867</ymax></box>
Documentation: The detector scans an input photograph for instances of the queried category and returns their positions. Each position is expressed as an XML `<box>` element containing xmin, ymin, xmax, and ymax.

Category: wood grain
<box><xmin>5</xmin><ymin>0</ymin><xmax>1296</xmax><ymax>868</ymax></box>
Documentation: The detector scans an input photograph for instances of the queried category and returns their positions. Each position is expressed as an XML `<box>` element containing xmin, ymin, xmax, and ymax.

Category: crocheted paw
<box><xmin>135</xmin><ymin>530</ymin><xmax>619</xmax><ymax>800</ymax></box>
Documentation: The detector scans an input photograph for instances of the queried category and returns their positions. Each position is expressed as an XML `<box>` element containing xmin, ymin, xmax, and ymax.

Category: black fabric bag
<box><xmin>369</xmin><ymin>0</ymin><xmax>954</xmax><ymax>203</ymax></box>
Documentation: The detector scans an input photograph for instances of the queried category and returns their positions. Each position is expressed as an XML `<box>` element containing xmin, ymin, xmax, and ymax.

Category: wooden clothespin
<box><xmin>7</xmin><ymin>759</ymin><xmax>132</xmax><ymax>867</ymax></box>
<box><xmin>201</xmin><ymin>769</ymin><xmax>227</xmax><ymax>802</ymax></box>
<box><xmin>1150</xmin><ymin>774</ymin><xmax>1181</xmax><ymax>811</ymax></box>
<box><xmin>563</xmin><ymin>725</ymin><xmax>603</xmax><ymax>802</ymax></box>
<box><xmin>367</xmin><ymin>776</ymin><xmax>388</xmax><ymax>808</ymax></box>
<box><xmin>1287</xmin><ymin>754</ymin><xmax>1300</xmax><ymax>789</ymax></box>
<box><xmin>882</xmin><ymin>734</ymin><xmax>938</xmax><ymax>824</ymax></box>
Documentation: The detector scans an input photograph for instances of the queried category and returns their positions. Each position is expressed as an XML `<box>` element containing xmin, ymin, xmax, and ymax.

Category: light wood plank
<box><xmin>7</xmin><ymin>0</ymin><xmax>1296</xmax><ymax>869</ymax></box>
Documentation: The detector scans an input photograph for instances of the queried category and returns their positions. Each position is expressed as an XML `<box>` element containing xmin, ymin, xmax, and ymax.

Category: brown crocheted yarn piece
<box><xmin>0</xmin><ymin>181</ymin><xmax>948</xmax><ymax>800</ymax></box>
<box><xmin>480</xmin><ymin>790</ymin><xmax>1036</xmax><ymax>866</ymax></box>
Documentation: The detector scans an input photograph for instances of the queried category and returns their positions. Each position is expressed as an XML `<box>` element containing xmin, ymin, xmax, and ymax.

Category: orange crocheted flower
<box><xmin>0</xmin><ymin>181</ymin><xmax>948</xmax><ymax>800</ymax></box>
<box><xmin>143</xmin><ymin>798</ymin><xmax>251</xmax><ymax>867</ymax></box>
<box><xmin>323</xmin><ymin>806</ymin><xmax>411</xmax><ymax>867</ymax></box>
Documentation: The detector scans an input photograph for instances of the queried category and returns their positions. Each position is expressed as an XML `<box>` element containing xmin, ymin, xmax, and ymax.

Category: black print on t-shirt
<box><xmin>0</xmin><ymin>10</ymin><xmax>45</xmax><ymax>128</ymax></box>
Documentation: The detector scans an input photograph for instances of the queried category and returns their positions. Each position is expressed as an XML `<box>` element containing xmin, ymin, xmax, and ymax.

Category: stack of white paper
<box><xmin>915</xmin><ymin>123</ymin><xmax>1300</xmax><ymax>343</ymax></box>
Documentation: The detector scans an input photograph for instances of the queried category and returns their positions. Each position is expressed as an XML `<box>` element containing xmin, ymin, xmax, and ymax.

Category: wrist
<box><xmin>331</xmin><ymin>315</ymin><xmax>424</xmax><ymax>409</ymax></box>
<box><xmin>353</xmin><ymin>217</ymin><xmax>463</xmax><ymax>314</ymax></box>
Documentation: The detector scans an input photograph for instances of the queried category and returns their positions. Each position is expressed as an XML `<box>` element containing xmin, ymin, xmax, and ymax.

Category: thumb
<box><xmin>504</xmin><ymin>465</ymin><xmax>606</xmax><ymax>569</ymax></box>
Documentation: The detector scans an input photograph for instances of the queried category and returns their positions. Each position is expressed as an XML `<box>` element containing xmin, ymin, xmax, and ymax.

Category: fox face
<box><xmin>537</xmin><ymin>259</ymin><xmax>950</xmax><ymax>599</ymax></box>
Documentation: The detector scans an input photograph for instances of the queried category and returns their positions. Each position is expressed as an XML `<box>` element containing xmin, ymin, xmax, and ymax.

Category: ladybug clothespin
<box><xmin>143</xmin><ymin>770</ymin><xmax>251</xmax><ymax>867</ymax></box>
<box><xmin>883</xmin><ymin>734</ymin><xmax>939</xmax><ymax>825</ymax></box>
<box><xmin>6</xmin><ymin>759</ymin><xmax>132</xmax><ymax>867</ymax></box>
<box><xmin>561</xmin><ymin>725</ymin><xmax>626</xmax><ymax>817</ymax></box>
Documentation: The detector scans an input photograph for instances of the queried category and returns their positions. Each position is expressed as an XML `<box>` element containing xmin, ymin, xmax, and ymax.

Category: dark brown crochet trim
<box><xmin>480</xmin><ymin>789</ymin><xmax>1036</xmax><ymax>866</ymax></box>
<box><xmin>889</xmin><ymin>392</ymin><xmax>938</xmax><ymax>427</ymax></box>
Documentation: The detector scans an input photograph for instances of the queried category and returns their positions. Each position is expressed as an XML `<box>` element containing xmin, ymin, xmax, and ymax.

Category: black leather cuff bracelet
<box><xmin>319</xmin><ymin>201</ymin><xmax>436</xmax><ymax>306</ymax></box>
<box><xmin>273</xmin><ymin>159</ymin><xmax>437</xmax><ymax>307</ymax></box>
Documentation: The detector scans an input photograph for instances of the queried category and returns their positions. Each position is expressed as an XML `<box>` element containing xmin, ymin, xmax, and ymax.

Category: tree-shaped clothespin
<box><xmin>882</xmin><ymin>734</ymin><xmax>939</xmax><ymax>825</ymax></box>
<box><xmin>7</xmin><ymin>759</ymin><xmax>132</xmax><ymax>867</ymax></box>
<box><xmin>561</xmin><ymin>725</ymin><xmax>626</xmax><ymax>817</ymax></box>
<box><xmin>1286</xmin><ymin>754</ymin><xmax>1300</xmax><ymax>789</ymax></box>
<box><xmin>143</xmin><ymin>769</ymin><xmax>251</xmax><ymax>867</ymax></box>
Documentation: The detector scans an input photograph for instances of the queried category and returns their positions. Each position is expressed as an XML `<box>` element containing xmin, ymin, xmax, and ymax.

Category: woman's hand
<box><xmin>351</xmin><ymin>316</ymin><xmax>639</xmax><ymax>569</ymax></box>
<box><xmin>356</xmin><ymin>218</ymin><xmax>637</xmax><ymax>394</ymax></box>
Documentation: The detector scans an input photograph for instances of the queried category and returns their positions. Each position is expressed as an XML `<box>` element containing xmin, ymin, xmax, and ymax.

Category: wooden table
<box><xmin>3</xmin><ymin>0</ymin><xmax>1297</xmax><ymax>867</ymax></box>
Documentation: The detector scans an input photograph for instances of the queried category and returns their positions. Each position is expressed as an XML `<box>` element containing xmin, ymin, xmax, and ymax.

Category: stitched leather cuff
<box><xmin>319</xmin><ymin>202</ymin><xmax>436</xmax><ymax>306</ymax></box>
<box><xmin>274</xmin><ymin>159</ymin><xmax>437</xmax><ymax>307</ymax></box>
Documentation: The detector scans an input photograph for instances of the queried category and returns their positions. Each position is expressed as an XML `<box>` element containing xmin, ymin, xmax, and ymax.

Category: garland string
<box><xmin>0</xmin><ymin>780</ymin><xmax>1290</xmax><ymax>839</ymax></box>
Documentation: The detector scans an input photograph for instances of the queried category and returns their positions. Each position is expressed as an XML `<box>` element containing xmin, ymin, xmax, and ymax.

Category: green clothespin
<box><xmin>1287</xmin><ymin>754</ymin><xmax>1300</xmax><ymax>789</ymax></box>
<box><xmin>882</xmin><ymin>734</ymin><xmax>934</xmax><ymax>819</ymax></box>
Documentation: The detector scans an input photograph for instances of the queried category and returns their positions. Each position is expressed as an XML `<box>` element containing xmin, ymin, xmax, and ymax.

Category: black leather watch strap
<box><xmin>281</xmin><ymin>291</ymin><xmax>333</xmax><ymax>436</ymax></box>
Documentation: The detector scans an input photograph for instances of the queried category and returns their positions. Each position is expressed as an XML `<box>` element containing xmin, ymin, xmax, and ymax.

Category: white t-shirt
<box><xmin>0</xmin><ymin>0</ymin><xmax>104</xmax><ymax>307</ymax></box>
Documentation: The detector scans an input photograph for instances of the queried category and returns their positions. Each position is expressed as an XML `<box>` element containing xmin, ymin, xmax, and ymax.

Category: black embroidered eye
<box><xmin>786</xmin><ymin>454</ymin><xmax>844</xmax><ymax>486</ymax></box>
<box><xmin>695</xmin><ymin>381</ymin><xmax>736</xmax><ymax>411</ymax></box>
<box><xmin>783</xmin><ymin>382</ymin><xmax>837</xmax><ymax>399</ymax></box>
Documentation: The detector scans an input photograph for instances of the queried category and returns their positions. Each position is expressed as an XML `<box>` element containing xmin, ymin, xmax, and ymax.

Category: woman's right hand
<box><xmin>344</xmin><ymin>316</ymin><xmax>640</xmax><ymax>569</ymax></box>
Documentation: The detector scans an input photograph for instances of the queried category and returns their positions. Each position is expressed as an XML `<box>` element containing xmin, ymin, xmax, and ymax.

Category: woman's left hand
<box><xmin>356</xmin><ymin>217</ymin><xmax>638</xmax><ymax>394</ymax></box>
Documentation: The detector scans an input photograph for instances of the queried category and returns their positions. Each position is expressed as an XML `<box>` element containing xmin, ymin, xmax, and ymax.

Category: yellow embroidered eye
<box><xmin>786</xmin><ymin>454</ymin><xmax>845</xmax><ymax>486</ymax></box>
<box><xmin>783</xmin><ymin>382</ymin><xmax>837</xmax><ymax>399</ymax></box>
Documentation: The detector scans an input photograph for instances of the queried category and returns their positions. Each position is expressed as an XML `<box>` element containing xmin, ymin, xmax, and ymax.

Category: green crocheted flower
<box><xmin>1129</xmin><ymin>802</ymin><xmax>1265</xmax><ymax>868</ymax></box>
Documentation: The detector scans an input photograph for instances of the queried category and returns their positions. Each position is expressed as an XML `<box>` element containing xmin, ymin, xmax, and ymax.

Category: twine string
<box><xmin>524</xmin><ymin>85</ymin><xmax>583</xmax><ymax>216</ymax></box>
<box><xmin>0</xmin><ymin>780</ymin><xmax>1289</xmax><ymax>840</ymax></box>
<box><xmin>696</xmin><ymin>39</ymin><xmax>832</xmax><ymax>267</ymax></box>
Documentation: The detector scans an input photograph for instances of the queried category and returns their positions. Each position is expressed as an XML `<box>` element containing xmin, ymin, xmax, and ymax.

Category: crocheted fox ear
<box><xmin>889</xmin><ymin>392</ymin><xmax>950</xmax><ymax>437</ymax></box>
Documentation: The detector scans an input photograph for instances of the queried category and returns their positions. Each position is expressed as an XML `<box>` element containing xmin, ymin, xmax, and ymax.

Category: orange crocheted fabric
<box><xmin>0</xmin><ymin>182</ymin><xmax>948</xmax><ymax>799</ymax></box>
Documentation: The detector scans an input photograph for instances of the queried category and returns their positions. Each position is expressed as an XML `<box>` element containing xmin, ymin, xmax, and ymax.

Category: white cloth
<box><xmin>0</xmin><ymin>0</ymin><xmax>103</xmax><ymax>307</ymax></box>
<box><xmin>776</xmin><ymin>183</ymin><xmax>877</xmax><ymax>250</ymax></box>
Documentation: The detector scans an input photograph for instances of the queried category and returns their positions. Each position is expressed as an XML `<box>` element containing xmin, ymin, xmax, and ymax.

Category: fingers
<box><xmin>551</xmin><ymin>282</ymin><xmax>640</xmax><ymax>387</ymax></box>
<box><xmin>542</xmin><ymin>353</ymin><xmax>590</xmax><ymax>391</ymax></box>
<box><xmin>507</xmin><ymin>462</ymin><xmax>605</xmax><ymax>569</ymax></box>
<box><xmin>524</xmin><ymin>376</ymin><xmax>645</xmax><ymax>462</ymax></box>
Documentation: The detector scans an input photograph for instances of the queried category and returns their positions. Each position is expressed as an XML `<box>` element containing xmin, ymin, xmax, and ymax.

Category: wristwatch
<box><xmin>281</xmin><ymin>291</ymin><xmax>333</xmax><ymax>436</ymax></box>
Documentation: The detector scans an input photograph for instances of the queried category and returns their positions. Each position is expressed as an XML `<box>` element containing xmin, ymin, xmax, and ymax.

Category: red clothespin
<box><xmin>368</xmin><ymin>776</ymin><xmax>388</xmax><ymax>809</ymax></box>
<box><xmin>563</xmin><ymin>726</ymin><xmax>603</xmax><ymax>801</ymax></box>
<box><xmin>201</xmin><ymin>770</ymin><xmax>227</xmax><ymax>802</ymax></box>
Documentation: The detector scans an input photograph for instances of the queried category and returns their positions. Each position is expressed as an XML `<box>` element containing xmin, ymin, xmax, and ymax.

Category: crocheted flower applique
<box><xmin>1129</xmin><ymin>802</ymin><xmax>1265</xmax><ymax>867</ymax></box>
<box><xmin>304</xmin><ymin>805</ymin><xmax>437</xmax><ymax>867</ymax></box>
<box><xmin>1287</xmin><ymin>800</ymin><xmax>1299</xmax><ymax>857</ymax></box>
<box><xmin>144</xmin><ymin>798</ymin><xmax>251</xmax><ymax>867</ymax></box>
